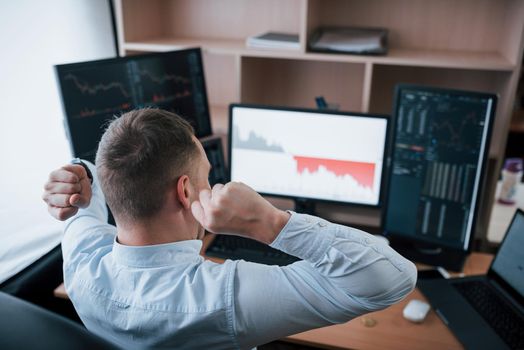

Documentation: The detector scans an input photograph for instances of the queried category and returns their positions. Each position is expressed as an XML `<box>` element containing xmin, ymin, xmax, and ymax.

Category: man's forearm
<box><xmin>63</xmin><ymin>161</ymin><xmax>108</xmax><ymax>230</ymax></box>
<box><xmin>233</xmin><ymin>213</ymin><xmax>417</xmax><ymax>349</ymax></box>
<box><xmin>255</xmin><ymin>208</ymin><xmax>291</xmax><ymax>245</ymax></box>
<box><xmin>62</xmin><ymin>161</ymin><xmax>113</xmax><ymax>267</ymax></box>
<box><xmin>270</xmin><ymin>213</ymin><xmax>417</xmax><ymax>307</ymax></box>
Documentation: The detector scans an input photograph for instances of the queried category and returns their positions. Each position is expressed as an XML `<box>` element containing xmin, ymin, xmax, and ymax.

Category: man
<box><xmin>43</xmin><ymin>108</ymin><xmax>417</xmax><ymax>349</ymax></box>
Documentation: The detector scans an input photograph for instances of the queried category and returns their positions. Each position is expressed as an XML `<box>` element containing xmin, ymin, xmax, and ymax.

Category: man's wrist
<box><xmin>71</xmin><ymin>158</ymin><xmax>93</xmax><ymax>183</ymax></box>
<box><xmin>261</xmin><ymin>209</ymin><xmax>290</xmax><ymax>245</ymax></box>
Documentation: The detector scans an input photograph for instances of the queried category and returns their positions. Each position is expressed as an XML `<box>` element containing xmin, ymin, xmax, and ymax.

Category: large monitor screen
<box><xmin>384</xmin><ymin>85</ymin><xmax>497</xmax><ymax>251</ymax></box>
<box><xmin>229</xmin><ymin>105</ymin><xmax>389</xmax><ymax>206</ymax></box>
<box><xmin>55</xmin><ymin>48</ymin><xmax>212</xmax><ymax>163</ymax></box>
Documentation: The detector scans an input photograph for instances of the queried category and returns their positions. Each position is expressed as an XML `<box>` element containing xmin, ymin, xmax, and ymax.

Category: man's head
<box><xmin>95</xmin><ymin>108</ymin><xmax>210</xmax><ymax>228</ymax></box>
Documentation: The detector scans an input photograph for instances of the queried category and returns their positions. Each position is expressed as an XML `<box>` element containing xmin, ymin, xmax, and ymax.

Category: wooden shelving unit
<box><xmin>113</xmin><ymin>0</ymin><xmax>524</xmax><ymax>240</ymax></box>
<box><xmin>123</xmin><ymin>39</ymin><xmax>514</xmax><ymax>69</ymax></box>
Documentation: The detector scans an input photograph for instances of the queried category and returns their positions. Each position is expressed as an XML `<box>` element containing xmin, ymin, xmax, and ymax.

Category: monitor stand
<box><xmin>294</xmin><ymin>198</ymin><xmax>317</xmax><ymax>215</ymax></box>
<box><xmin>388</xmin><ymin>235</ymin><xmax>468</xmax><ymax>272</ymax></box>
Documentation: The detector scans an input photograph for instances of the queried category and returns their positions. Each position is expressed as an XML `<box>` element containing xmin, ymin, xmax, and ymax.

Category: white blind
<box><xmin>0</xmin><ymin>0</ymin><xmax>116</xmax><ymax>283</ymax></box>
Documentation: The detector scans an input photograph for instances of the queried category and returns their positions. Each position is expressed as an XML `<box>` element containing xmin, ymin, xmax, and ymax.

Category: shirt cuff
<box><xmin>269</xmin><ymin>212</ymin><xmax>334</xmax><ymax>263</ymax></box>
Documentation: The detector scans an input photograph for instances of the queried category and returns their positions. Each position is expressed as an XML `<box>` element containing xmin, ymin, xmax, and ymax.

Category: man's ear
<box><xmin>176</xmin><ymin>175</ymin><xmax>192</xmax><ymax>210</ymax></box>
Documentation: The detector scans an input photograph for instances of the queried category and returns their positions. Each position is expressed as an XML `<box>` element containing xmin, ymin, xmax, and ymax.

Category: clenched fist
<box><xmin>191</xmin><ymin>182</ymin><xmax>290</xmax><ymax>244</ymax></box>
<box><xmin>42</xmin><ymin>164</ymin><xmax>92</xmax><ymax>221</ymax></box>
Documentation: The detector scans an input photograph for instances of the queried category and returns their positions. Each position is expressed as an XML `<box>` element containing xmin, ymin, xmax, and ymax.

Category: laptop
<box><xmin>418</xmin><ymin>209</ymin><xmax>524</xmax><ymax>349</ymax></box>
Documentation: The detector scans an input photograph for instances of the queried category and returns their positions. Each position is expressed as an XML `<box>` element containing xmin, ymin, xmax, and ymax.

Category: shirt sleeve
<box><xmin>232</xmin><ymin>212</ymin><xmax>417</xmax><ymax>349</ymax></box>
<box><xmin>61</xmin><ymin>160</ymin><xmax>116</xmax><ymax>276</ymax></box>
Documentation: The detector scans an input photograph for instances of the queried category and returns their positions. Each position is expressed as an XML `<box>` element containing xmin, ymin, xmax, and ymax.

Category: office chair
<box><xmin>0</xmin><ymin>291</ymin><xmax>120</xmax><ymax>350</ymax></box>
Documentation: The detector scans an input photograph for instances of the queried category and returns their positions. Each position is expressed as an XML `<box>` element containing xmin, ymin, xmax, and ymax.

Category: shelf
<box><xmin>371</xmin><ymin>49</ymin><xmax>514</xmax><ymax>71</ymax></box>
<box><xmin>124</xmin><ymin>38</ymin><xmax>515</xmax><ymax>71</ymax></box>
<box><xmin>124</xmin><ymin>37</ymin><xmax>246</xmax><ymax>55</ymax></box>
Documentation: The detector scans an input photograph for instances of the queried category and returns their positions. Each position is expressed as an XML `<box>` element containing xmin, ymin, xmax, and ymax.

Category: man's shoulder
<box><xmin>67</xmin><ymin>257</ymin><xmax>239</xmax><ymax>314</ymax></box>
<box><xmin>188</xmin><ymin>259</ymin><xmax>239</xmax><ymax>287</ymax></box>
<box><xmin>68</xmin><ymin>257</ymin><xmax>240</xmax><ymax>349</ymax></box>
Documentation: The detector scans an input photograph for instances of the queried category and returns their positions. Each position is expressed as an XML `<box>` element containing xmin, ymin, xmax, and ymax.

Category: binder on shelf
<box><xmin>309</xmin><ymin>27</ymin><xmax>388</xmax><ymax>55</ymax></box>
<box><xmin>246</xmin><ymin>32</ymin><xmax>300</xmax><ymax>50</ymax></box>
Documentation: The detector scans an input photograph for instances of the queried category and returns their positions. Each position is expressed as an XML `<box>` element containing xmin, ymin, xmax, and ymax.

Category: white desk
<box><xmin>487</xmin><ymin>182</ymin><xmax>524</xmax><ymax>244</ymax></box>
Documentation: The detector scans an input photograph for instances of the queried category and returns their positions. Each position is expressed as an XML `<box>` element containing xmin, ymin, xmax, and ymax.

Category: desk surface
<box><xmin>285</xmin><ymin>253</ymin><xmax>493</xmax><ymax>350</ymax></box>
<box><xmin>54</xmin><ymin>240</ymin><xmax>493</xmax><ymax>350</ymax></box>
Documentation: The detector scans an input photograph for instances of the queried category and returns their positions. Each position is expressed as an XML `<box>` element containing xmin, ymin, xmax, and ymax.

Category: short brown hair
<box><xmin>95</xmin><ymin>108</ymin><xmax>199</xmax><ymax>220</ymax></box>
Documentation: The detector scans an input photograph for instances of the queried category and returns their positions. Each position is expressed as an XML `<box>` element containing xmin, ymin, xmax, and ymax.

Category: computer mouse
<box><xmin>403</xmin><ymin>299</ymin><xmax>430</xmax><ymax>323</ymax></box>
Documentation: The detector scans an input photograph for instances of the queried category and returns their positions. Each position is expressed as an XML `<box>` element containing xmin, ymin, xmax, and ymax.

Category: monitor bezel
<box><xmin>382</xmin><ymin>84</ymin><xmax>498</xmax><ymax>253</ymax></box>
<box><xmin>228</xmin><ymin>103</ymin><xmax>391</xmax><ymax>208</ymax></box>
<box><xmin>200</xmin><ymin>135</ymin><xmax>230</xmax><ymax>185</ymax></box>
<box><xmin>54</xmin><ymin>47</ymin><xmax>213</xmax><ymax>160</ymax></box>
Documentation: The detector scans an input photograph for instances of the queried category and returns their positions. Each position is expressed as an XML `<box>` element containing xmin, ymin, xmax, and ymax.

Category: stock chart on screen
<box><xmin>56</xmin><ymin>49</ymin><xmax>212</xmax><ymax>163</ymax></box>
<box><xmin>229</xmin><ymin>106</ymin><xmax>388</xmax><ymax>206</ymax></box>
<box><xmin>385</xmin><ymin>86</ymin><xmax>496</xmax><ymax>250</ymax></box>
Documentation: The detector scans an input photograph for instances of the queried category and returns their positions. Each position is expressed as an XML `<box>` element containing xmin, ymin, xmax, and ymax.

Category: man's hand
<box><xmin>191</xmin><ymin>182</ymin><xmax>290</xmax><ymax>244</ymax></box>
<box><xmin>42</xmin><ymin>164</ymin><xmax>92</xmax><ymax>221</ymax></box>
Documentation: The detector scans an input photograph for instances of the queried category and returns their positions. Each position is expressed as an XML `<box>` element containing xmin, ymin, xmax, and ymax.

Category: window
<box><xmin>0</xmin><ymin>0</ymin><xmax>116</xmax><ymax>283</ymax></box>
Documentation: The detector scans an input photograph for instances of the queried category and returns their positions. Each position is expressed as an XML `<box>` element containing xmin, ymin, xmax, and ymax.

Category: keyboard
<box><xmin>205</xmin><ymin>235</ymin><xmax>300</xmax><ymax>266</ymax></box>
<box><xmin>453</xmin><ymin>280</ymin><xmax>524</xmax><ymax>349</ymax></box>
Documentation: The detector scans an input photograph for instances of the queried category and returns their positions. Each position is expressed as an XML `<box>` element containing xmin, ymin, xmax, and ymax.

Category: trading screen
<box><xmin>56</xmin><ymin>49</ymin><xmax>212</xmax><ymax>163</ymax></box>
<box><xmin>385</xmin><ymin>87</ymin><xmax>495</xmax><ymax>250</ymax></box>
<box><xmin>230</xmin><ymin>106</ymin><xmax>388</xmax><ymax>206</ymax></box>
<box><xmin>202</xmin><ymin>137</ymin><xmax>229</xmax><ymax>186</ymax></box>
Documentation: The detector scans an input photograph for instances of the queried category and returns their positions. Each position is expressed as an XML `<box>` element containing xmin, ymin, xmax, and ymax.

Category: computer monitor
<box><xmin>229</xmin><ymin>104</ymin><xmax>390</xmax><ymax>214</ymax></box>
<box><xmin>384</xmin><ymin>84</ymin><xmax>497</xmax><ymax>271</ymax></box>
<box><xmin>55</xmin><ymin>48</ymin><xmax>212</xmax><ymax>163</ymax></box>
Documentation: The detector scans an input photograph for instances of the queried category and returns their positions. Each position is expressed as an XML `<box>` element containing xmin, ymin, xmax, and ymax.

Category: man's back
<box><xmin>64</xmin><ymin>222</ymin><xmax>238</xmax><ymax>349</ymax></box>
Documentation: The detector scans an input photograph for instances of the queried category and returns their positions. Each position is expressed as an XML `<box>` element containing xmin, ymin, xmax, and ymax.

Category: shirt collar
<box><xmin>112</xmin><ymin>239</ymin><xmax>204</xmax><ymax>268</ymax></box>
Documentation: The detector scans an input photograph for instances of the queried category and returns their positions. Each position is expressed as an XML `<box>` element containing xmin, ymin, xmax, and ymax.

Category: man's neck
<box><xmin>116</xmin><ymin>213</ymin><xmax>198</xmax><ymax>246</ymax></box>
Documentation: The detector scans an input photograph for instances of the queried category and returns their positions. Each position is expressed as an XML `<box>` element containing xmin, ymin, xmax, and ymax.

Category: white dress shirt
<box><xmin>62</xmin><ymin>161</ymin><xmax>417</xmax><ymax>349</ymax></box>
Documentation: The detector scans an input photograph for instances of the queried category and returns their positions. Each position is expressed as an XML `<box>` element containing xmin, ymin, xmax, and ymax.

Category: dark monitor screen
<box><xmin>201</xmin><ymin>137</ymin><xmax>229</xmax><ymax>186</ymax></box>
<box><xmin>229</xmin><ymin>104</ymin><xmax>389</xmax><ymax>207</ymax></box>
<box><xmin>490</xmin><ymin>209</ymin><xmax>524</xmax><ymax>298</ymax></box>
<box><xmin>55</xmin><ymin>48</ymin><xmax>212</xmax><ymax>163</ymax></box>
<box><xmin>384</xmin><ymin>85</ymin><xmax>497</xmax><ymax>251</ymax></box>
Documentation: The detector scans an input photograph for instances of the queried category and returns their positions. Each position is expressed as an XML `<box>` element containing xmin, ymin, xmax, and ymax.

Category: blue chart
<box><xmin>397</xmin><ymin>105</ymin><xmax>428</xmax><ymax>137</ymax></box>
<box><xmin>230</xmin><ymin>108</ymin><xmax>387</xmax><ymax>206</ymax></box>
<box><xmin>421</xmin><ymin>162</ymin><xmax>476</xmax><ymax>204</ymax></box>
<box><xmin>389</xmin><ymin>89</ymin><xmax>492</xmax><ymax>246</ymax></box>
<box><xmin>430</xmin><ymin>111</ymin><xmax>484</xmax><ymax>152</ymax></box>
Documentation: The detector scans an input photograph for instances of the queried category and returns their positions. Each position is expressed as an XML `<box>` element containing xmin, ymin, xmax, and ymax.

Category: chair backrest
<box><xmin>0</xmin><ymin>291</ymin><xmax>120</xmax><ymax>350</ymax></box>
